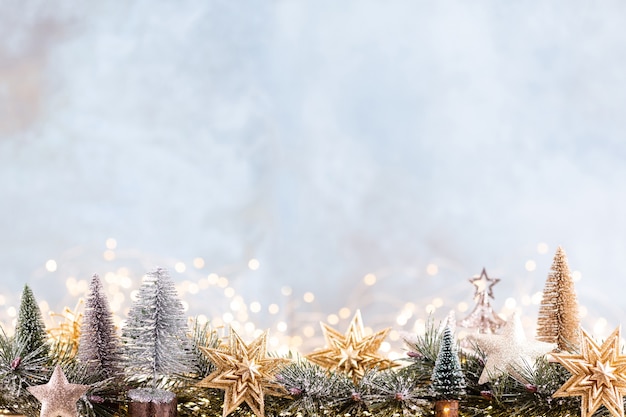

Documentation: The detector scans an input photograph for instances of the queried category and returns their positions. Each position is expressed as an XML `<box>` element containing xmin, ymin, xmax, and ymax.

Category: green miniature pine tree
<box><xmin>431</xmin><ymin>326</ymin><xmax>465</xmax><ymax>400</ymax></box>
<box><xmin>14</xmin><ymin>285</ymin><xmax>48</xmax><ymax>358</ymax></box>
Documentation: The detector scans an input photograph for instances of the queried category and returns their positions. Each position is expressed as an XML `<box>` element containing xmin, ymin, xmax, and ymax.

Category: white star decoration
<box><xmin>27</xmin><ymin>365</ymin><xmax>90</xmax><ymax>417</ymax></box>
<box><xmin>469</xmin><ymin>312</ymin><xmax>555</xmax><ymax>384</ymax></box>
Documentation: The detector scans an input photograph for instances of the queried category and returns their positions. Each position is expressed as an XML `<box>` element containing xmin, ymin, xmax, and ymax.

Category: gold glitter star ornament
<box><xmin>552</xmin><ymin>326</ymin><xmax>626</xmax><ymax>417</ymax></box>
<box><xmin>27</xmin><ymin>365</ymin><xmax>90</xmax><ymax>417</ymax></box>
<box><xmin>306</xmin><ymin>310</ymin><xmax>398</xmax><ymax>383</ymax></box>
<box><xmin>197</xmin><ymin>328</ymin><xmax>289</xmax><ymax>417</ymax></box>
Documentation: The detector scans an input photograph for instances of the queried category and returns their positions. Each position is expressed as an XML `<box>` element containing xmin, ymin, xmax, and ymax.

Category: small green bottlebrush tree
<box><xmin>122</xmin><ymin>267</ymin><xmax>194</xmax><ymax>398</ymax></box>
<box><xmin>431</xmin><ymin>326</ymin><xmax>465</xmax><ymax>400</ymax></box>
<box><xmin>14</xmin><ymin>285</ymin><xmax>48</xmax><ymax>359</ymax></box>
<box><xmin>78</xmin><ymin>274</ymin><xmax>124</xmax><ymax>381</ymax></box>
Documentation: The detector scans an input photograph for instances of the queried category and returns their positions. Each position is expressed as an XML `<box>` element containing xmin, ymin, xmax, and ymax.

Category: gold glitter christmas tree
<box><xmin>552</xmin><ymin>326</ymin><xmax>626</xmax><ymax>417</ymax></box>
<box><xmin>536</xmin><ymin>246</ymin><xmax>580</xmax><ymax>351</ymax></box>
<box><xmin>306</xmin><ymin>310</ymin><xmax>398</xmax><ymax>383</ymax></box>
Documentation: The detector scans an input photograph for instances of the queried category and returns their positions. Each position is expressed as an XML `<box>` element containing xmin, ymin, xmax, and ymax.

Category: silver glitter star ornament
<box><xmin>469</xmin><ymin>312</ymin><xmax>555</xmax><ymax>384</ymax></box>
<box><xmin>28</xmin><ymin>365</ymin><xmax>90</xmax><ymax>417</ymax></box>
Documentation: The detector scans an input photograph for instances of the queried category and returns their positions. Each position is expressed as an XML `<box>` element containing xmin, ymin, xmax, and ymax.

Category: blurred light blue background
<box><xmin>1</xmin><ymin>0</ymin><xmax>626</xmax><ymax>352</ymax></box>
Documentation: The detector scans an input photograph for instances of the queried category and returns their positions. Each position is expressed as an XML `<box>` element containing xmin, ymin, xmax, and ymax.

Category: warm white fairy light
<box><xmin>237</xmin><ymin>311</ymin><xmax>249</xmax><ymax>322</ymax></box>
<box><xmin>525</xmin><ymin>260</ymin><xmax>536</xmax><ymax>271</ymax></box>
<box><xmin>45</xmin><ymin>259</ymin><xmax>57</xmax><ymax>272</ymax></box>
<box><xmin>224</xmin><ymin>287</ymin><xmax>235</xmax><ymax>298</ymax></box>
<box><xmin>105</xmin><ymin>238</ymin><xmax>117</xmax><ymax>249</ymax></box>
<box><xmin>174</xmin><ymin>262</ymin><xmax>186</xmax><ymax>273</ymax></box>
<box><xmin>303</xmin><ymin>325</ymin><xmax>315</xmax><ymax>337</ymax></box>
<box><xmin>249</xmin><ymin>301</ymin><xmax>261</xmax><ymax>313</ymax></box>
<box><xmin>572</xmin><ymin>270</ymin><xmax>582</xmax><ymax>281</ymax></box>
<box><xmin>7</xmin><ymin>307</ymin><xmax>16</xmax><ymax>317</ymax></box>
<box><xmin>193</xmin><ymin>257</ymin><xmax>205</xmax><ymax>269</ymax></box>
<box><xmin>207</xmin><ymin>273</ymin><xmax>219</xmax><ymax>284</ymax></box>
<box><xmin>338</xmin><ymin>307</ymin><xmax>351</xmax><ymax>318</ymax></box>
<box><xmin>363</xmin><ymin>273</ymin><xmax>376</xmax><ymax>286</ymax></box>
<box><xmin>426</xmin><ymin>263</ymin><xmax>438</xmax><ymax>276</ymax></box>
<box><xmin>457</xmin><ymin>301</ymin><xmax>468</xmax><ymax>312</ymax></box>
<box><xmin>268</xmin><ymin>303</ymin><xmax>279</xmax><ymax>314</ymax></box>
<box><xmin>432</xmin><ymin>297</ymin><xmax>443</xmax><ymax>308</ymax></box>
<box><xmin>327</xmin><ymin>314</ymin><xmax>339</xmax><ymax>325</ymax></box>
<box><xmin>223</xmin><ymin>312</ymin><xmax>234</xmax><ymax>323</ymax></box>
<box><xmin>281</xmin><ymin>286</ymin><xmax>292</xmax><ymax>296</ymax></box>
<box><xmin>217</xmin><ymin>276</ymin><xmax>229</xmax><ymax>288</ymax></box>
<box><xmin>103</xmin><ymin>250</ymin><xmax>115</xmax><ymax>261</ymax></box>
<box><xmin>188</xmin><ymin>282</ymin><xmax>199</xmax><ymax>294</ymax></box>
<box><xmin>248</xmin><ymin>258</ymin><xmax>260</xmax><ymax>270</ymax></box>
<box><xmin>303</xmin><ymin>292</ymin><xmax>315</xmax><ymax>303</ymax></box>
<box><xmin>276</xmin><ymin>321</ymin><xmax>287</xmax><ymax>332</ymax></box>
<box><xmin>230</xmin><ymin>299</ymin><xmax>242</xmax><ymax>311</ymax></box>
<box><xmin>291</xmin><ymin>335</ymin><xmax>303</xmax><ymax>347</ymax></box>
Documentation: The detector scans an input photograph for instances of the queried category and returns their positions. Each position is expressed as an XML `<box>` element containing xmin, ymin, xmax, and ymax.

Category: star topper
<box><xmin>197</xmin><ymin>328</ymin><xmax>289</xmax><ymax>417</ymax></box>
<box><xmin>306</xmin><ymin>310</ymin><xmax>398</xmax><ymax>383</ymax></box>
<box><xmin>470</xmin><ymin>268</ymin><xmax>499</xmax><ymax>301</ymax></box>
<box><xmin>552</xmin><ymin>326</ymin><xmax>626</xmax><ymax>417</ymax></box>
<box><xmin>27</xmin><ymin>365</ymin><xmax>90</xmax><ymax>417</ymax></box>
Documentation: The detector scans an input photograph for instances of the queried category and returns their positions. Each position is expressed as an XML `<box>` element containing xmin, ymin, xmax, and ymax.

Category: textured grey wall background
<box><xmin>1</xmin><ymin>0</ymin><xmax>626</xmax><ymax>352</ymax></box>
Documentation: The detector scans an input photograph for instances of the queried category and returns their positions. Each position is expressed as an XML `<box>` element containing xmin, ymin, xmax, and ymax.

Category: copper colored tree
<box><xmin>536</xmin><ymin>246</ymin><xmax>580</xmax><ymax>351</ymax></box>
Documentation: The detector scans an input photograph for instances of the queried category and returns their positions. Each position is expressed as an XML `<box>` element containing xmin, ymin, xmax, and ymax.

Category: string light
<box><xmin>0</xmin><ymin>240</ymin><xmax>611</xmax><ymax>356</ymax></box>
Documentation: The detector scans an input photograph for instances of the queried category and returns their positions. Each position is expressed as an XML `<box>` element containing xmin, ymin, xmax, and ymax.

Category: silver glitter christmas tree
<box><xmin>122</xmin><ymin>267</ymin><xmax>194</xmax><ymax>391</ymax></box>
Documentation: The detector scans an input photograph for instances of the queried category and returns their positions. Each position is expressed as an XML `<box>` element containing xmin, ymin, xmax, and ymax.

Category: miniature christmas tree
<box><xmin>431</xmin><ymin>326</ymin><xmax>465</xmax><ymax>417</ymax></box>
<box><xmin>458</xmin><ymin>269</ymin><xmax>505</xmax><ymax>334</ymax></box>
<box><xmin>122</xmin><ymin>267</ymin><xmax>193</xmax><ymax>394</ymax></box>
<box><xmin>15</xmin><ymin>285</ymin><xmax>48</xmax><ymax>358</ymax></box>
<box><xmin>77</xmin><ymin>274</ymin><xmax>123</xmax><ymax>380</ymax></box>
<box><xmin>536</xmin><ymin>246</ymin><xmax>580</xmax><ymax>351</ymax></box>
<box><xmin>431</xmin><ymin>326</ymin><xmax>465</xmax><ymax>400</ymax></box>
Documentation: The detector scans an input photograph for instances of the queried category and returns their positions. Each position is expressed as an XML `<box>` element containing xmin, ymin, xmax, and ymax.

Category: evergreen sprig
<box><xmin>0</xmin><ymin>284</ymin><xmax>605</xmax><ymax>417</ymax></box>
